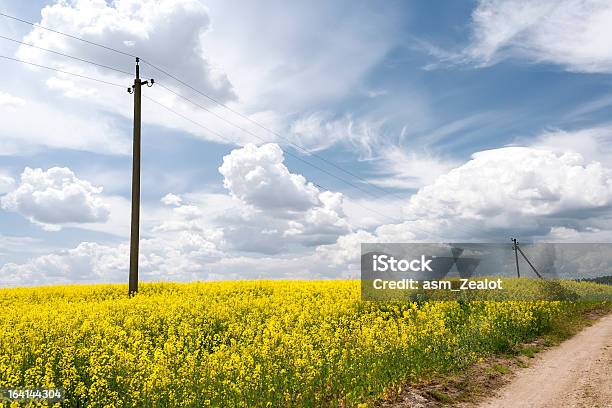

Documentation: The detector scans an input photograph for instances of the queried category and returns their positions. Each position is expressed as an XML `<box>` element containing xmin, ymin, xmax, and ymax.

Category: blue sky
<box><xmin>1</xmin><ymin>0</ymin><xmax>612</xmax><ymax>286</ymax></box>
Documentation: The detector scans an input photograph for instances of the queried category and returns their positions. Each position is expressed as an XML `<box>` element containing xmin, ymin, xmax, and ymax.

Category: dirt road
<box><xmin>478</xmin><ymin>314</ymin><xmax>612</xmax><ymax>408</ymax></box>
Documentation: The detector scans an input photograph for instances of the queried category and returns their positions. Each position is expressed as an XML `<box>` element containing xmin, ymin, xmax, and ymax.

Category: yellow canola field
<box><xmin>0</xmin><ymin>280</ymin><xmax>609</xmax><ymax>407</ymax></box>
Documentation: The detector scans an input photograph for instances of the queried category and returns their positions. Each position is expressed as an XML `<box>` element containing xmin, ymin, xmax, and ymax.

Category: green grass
<box><xmin>518</xmin><ymin>346</ymin><xmax>540</xmax><ymax>358</ymax></box>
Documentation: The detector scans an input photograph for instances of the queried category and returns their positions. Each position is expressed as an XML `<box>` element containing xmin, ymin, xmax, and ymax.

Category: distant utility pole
<box><xmin>511</xmin><ymin>238</ymin><xmax>520</xmax><ymax>278</ymax></box>
<box><xmin>128</xmin><ymin>57</ymin><xmax>154</xmax><ymax>295</ymax></box>
<box><xmin>511</xmin><ymin>238</ymin><xmax>544</xmax><ymax>280</ymax></box>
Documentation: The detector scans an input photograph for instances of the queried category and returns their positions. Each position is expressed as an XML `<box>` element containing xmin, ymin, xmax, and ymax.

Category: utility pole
<box><xmin>511</xmin><ymin>238</ymin><xmax>544</xmax><ymax>280</ymax></box>
<box><xmin>511</xmin><ymin>238</ymin><xmax>520</xmax><ymax>278</ymax></box>
<box><xmin>128</xmin><ymin>57</ymin><xmax>153</xmax><ymax>295</ymax></box>
<box><xmin>515</xmin><ymin>243</ymin><xmax>543</xmax><ymax>280</ymax></box>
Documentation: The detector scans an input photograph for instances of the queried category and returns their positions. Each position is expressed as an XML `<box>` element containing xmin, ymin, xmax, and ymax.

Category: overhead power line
<box><xmin>0</xmin><ymin>52</ymin><xmax>401</xmax><ymax>225</ymax></box>
<box><xmin>0</xmin><ymin>34</ymin><xmax>132</xmax><ymax>76</ymax></box>
<box><xmin>0</xmin><ymin>52</ymin><xmax>410</xmax><ymax>229</ymax></box>
<box><xmin>141</xmin><ymin>59</ymin><xmax>405</xmax><ymax>200</ymax></box>
<box><xmin>0</xmin><ymin>13</ymin><xmax>485</xmax><ymax>239</ymax></box>
<box><xmin>143</xmin><ymin>95</ymin><xmax>409</xmax><ymax>227</ymax></box>
<box><xmin>0</xmin><ymin>53</ymin><xmax>486</xmax><ymax>241</ymax></box>
<box><xmin>0</xmin><ymin>12</ymin><xmax>136</xmax><ymax>58</ymax></box>
<box><xmin>152</xmin><ymin>83</ymin><xmax>485</xmax><ymax>239</ymax></box>
<box><xmin>1</xmin><ymin>10</ymin><xmax>404</xmax><ymax>200</ymax></box>
<box><xmin>143</xmin><ymin>95</ymin><xmax>463</xmax><ymax>241</ymax></box>
<box><xmin>0</xmin><ymin>54</ymin><xmax>125</xmax><ymax>88</ymax></box>
<box><xmin>154</xmin><ymin>82</ymin><xmax>396</xmax><ymax>203</ymax></box>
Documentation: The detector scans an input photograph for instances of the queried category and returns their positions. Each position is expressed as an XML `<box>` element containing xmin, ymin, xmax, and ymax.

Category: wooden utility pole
<box><xmin>512</xmin><ymin>238</ymin><xmax>520</xmax><ymax>278</ymax></box>
<box><xmin>128</xmin><ymin>57</ymin><xmax>153</xmax><ymax>295</ymax></box>
<box><xmin>511</xmin><ymin>238</ymin><xmax>544</xmax><ymax>280</ymax></box>
<box><xmin>515</xmin><ymin>243</ymin><xmax>543</xmax><ymax>280</ymax></box>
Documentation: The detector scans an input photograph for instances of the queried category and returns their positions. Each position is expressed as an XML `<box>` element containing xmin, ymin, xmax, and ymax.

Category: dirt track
<box><xmin>477</xmin><ymin>314</ymin><xmax>612</xmax><ymax>408</ymax></box>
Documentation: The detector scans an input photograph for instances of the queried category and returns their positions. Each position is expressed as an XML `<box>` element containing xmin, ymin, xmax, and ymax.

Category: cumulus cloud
<box><xmin>7</xmin><ymin>141</ymin><xmax>612</xmax><ymax>284</ymax></box>
<box><xmin>17</xmin><ymin>0</ymin><xmax>235</xmax><ymax>103</ymax></box>
<box><xmin>0</xmin><ymin>236</ymin><xmax>223</xmax><ymax>286</ymax></box>
<box><xmin>405</xmin><ymin>147</ymin><xmax>612</xmax><ymax>221</ymax></box>
<box><xmin>370</xmin><ymin>147</ymin><xmax>612</xmax><ymax>242</ymax></box>
<box><xmin>1</xmin><ymin>167</ymin><xmax>110</xmax><ymax>230</ymax></box>
<box><xmin>530</xmin><ymin>125</ymin><xmax>612</xmax><ymax>167</ymax></box>
<box><xmin>0</xmin><ymin>237</ymin><xmax>346</xmax><ymax>287</ymax></box>
<box><xmin>466</xmin><ymin>0</ymin><xmax>612</xmax><ymax>72</ymax></box>
<box><xmin>0</xmin><ymin>242</ymin><xmax>127</xmax><ymax>286</ymax></box>
<box><xmin>0</xmin><ymin>91</ymin><xmax>26</xmax><ymax>108</ymax></box>
<box><xmin>0</xmin><ymin>173</ymin><xmax>15</xmax><ymax>194</ymax></box>
<box><xmin>319</xmin><ymin>146</ymin><xmax>612</xmax><ymax>266</ymax></box>
<box><xmin>219</xmin><ymin>143</ymin><xmax>321</xmax><ymax>212</ymax></box>
<box><xmin>151</xmin><ymin>144</ymin><xmax>352</xmax><ymax>255</ymax></box>
<box><xmin>316</xmin><ymin>229</ymin><xmax>375</xmax><ymax>268</ymax></box>
<box><xmin>161</xmin><ymin>193</ymin><xmax>183</xmax><ymax>206</ymax></box>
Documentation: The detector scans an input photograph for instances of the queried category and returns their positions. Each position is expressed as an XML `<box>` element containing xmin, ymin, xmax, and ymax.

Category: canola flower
<box><xmin>0</xmin><ymin>280</ymin><xmax>610</xmax><ymax>407</ymax></box>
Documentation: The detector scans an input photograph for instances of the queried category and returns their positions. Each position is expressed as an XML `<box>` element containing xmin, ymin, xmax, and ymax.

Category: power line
<box><xmin>0</xmin><ymin>12</ymin><xmax>136</xmax><ymax>58</ymax></box>
<box><xmin>141</xmin><ymin>59</ymin><xmax>406</xmax><ymax>200</ymax></box>
<box><xmin>0</xmin><ymin>15</ymin><xmax>484</xmax><ymax>239</ymax></box>
<box><xmin>0</xmin><ymin>53</ymin><xmax>486</xmax><ymax>241</ymax></box>
<box><xmin>0</xmin><ymin>55</ymin><xmax>125</xmax><ymax>88</ymax></box>
<box><xmin>154</xmin><ymin>81</ymin><xmax>398</xmax><ymax>203</ymax></box>
<box><xmin>145</xmin><ymin>95</ymin><xmax>472</xmax><ymax>239</ymax></box>
<box><xmin>153</xmin><ymin>82</ymin><xmax>486</xmax><ymax>239</ymax></box>
<box><xmin>0</xmin><ymin>52</ymin><xmax>408</xmax><ymax>229</ymax></box>
<box><xmin>0</xmin><ymin>34</ymin><xmax>132</xmax><ymax>76</ymax></box>
<box><xmin>143</xmin><ymin>95</ymin><xmax>235</xmax><ymax>146</ymax></box>
<box><xmin>0</xmin><ymin>11</ymin><xmax>408</xmax><ymax>200</ymax></box>
<box><xmin>0</xmin><ymin>52</ymin><xmax>482</xmax><ymax>240</ymax></box>
<box><xmin>143</xmin><ymin>95</ymin><xmax>410</xmax><ymax>227</ymax></box>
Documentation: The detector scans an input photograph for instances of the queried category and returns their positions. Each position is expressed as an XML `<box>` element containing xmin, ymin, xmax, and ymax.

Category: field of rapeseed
<box><xmin>0</xmin><ymin>280</ymin><xmax>610</xmax><ymax>407</ymax></box>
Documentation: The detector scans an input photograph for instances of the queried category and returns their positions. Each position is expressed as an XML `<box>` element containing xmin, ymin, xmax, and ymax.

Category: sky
<box><xmin>1</xmin><ymin>0</ymin><xmax>612</xmax><ymax>286</ymax></box>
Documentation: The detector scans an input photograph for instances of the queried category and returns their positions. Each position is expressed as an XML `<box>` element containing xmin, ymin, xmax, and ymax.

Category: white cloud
<box><xmin>150</xmin><ymin>144</ymin><xmax>352</xmax><ymax>254</ymax></box>
<box><xmin>46</xmin><ymin>77</ymin><xmax>98</xmax><ymax>98</ymax></box>
<box><xmin>0</xmin><ymin>224</ymin><xmax>228</xmax><ymax>286</ymax></box>
<box><xmin>0</xmin><ymin>91</ymin><xmax>26</xmax><ymax>108</ymax></box>
<box><xmin>3</xmin><ymin>0</ymin><xmax>246</xmax><ymax>153</ymax></box>
<box><xmin>0</xmin><ymin>234</ymin><xmax>50</xmax><ymax>261</ymax></box>
<box><xmin>341</xmin><ymin>196</ymin><xmax>405</xmax><ymax>229</ymax></box>
<box><xmin>0</xmin><ymin>242</ymin><xmax>128</xmax><ymax>286</ymax></box>
<box><xmin>161</xmin><ymin>193</ymin><xmax>183</xmax><ymax>206</ymax></box>
<box><xmin>289</xmin><ymin>112</ymin><xmax>383</xmax><ymax>156</ymax></box>
<box><xmin>18</xmin><ymin>0</ymin><xmax>235</xmax><ymax>103</ymax></box>
<box><xmin>219</xmin><ymin>143</ymin><xmax>321</xmax><ymax>212</ymax></box>
<box><xmin>6</xmin><ymin>0</ymin><xmax>403</xmax><ymax>157</ymax></box>
<box><xmin>368</xmin><ymin>146</ymin><xmax>458</xmax><ymax>190</ymax></box>
<box><xmin>319</xmin><ymin>145</ymin><xmax>612</xmax><ymax>267</ymax></box>
<box><xmin>466</xmin><ymin>0</ymin><xmax>612</xmax><ymax>72</ymax></box>
<box><xmin>199</xmin><ymin>1</ymin><xmax>400</xmax><ymax>111</ymax></box>
<box><xmin>0</xmin><ymin>173</ymin><xmax>15</xmax><ymax>194</ymax></box>
<box><xmin>68</xmin><ymin>195</ymin><xmax>131</xmax><ymax>237</ymax></box>
<box><xmin>316</xmin><ymin>229</ymin><xmax>375</xmax><ymax>268</ymax></box>
<box><xmin>7</xmin><ymin>141</ymin><xmax>612</xmax><ymax>285</ymax></box>
<box><xmin>0</xmin><ymin>238</ymin><xmax>345</xmax><ymax>286</ymax></box>
<box><xmin>0</xmin><ymin>91</ymin><xmax>129</xmax><ymax>155</ymax></box>
<box><xmin>1</xmin><ymin>167</ymin><xmax>110</xmax><ymax>230</ymax></box>
<box><xmin>530</xmin><ymin>125</ymin><xmax>612</xmax><ymax>166</ymax></box>
<box><xmin>405</xmin><ymin>147</ymin><xmax>612</xmax><ymax>221</ymax></box>
<box><xmin>218</xmin><ymin>143</ymin><xmax>351</xmax><ymax>248</ymax></box>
